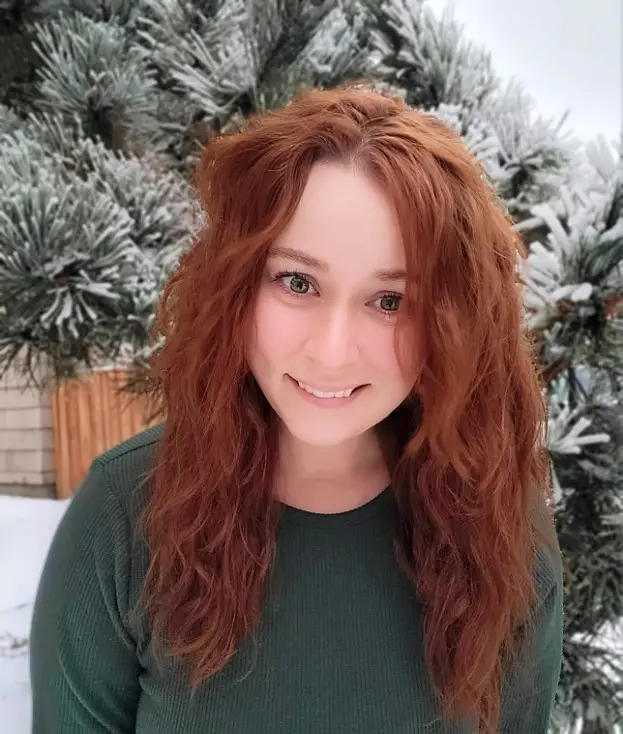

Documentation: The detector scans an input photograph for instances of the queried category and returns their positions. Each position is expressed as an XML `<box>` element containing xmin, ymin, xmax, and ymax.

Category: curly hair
<box><xmin>141</xmin><ymin>83</ymin><xmax>555</xmax><ymax>733</ymax></box>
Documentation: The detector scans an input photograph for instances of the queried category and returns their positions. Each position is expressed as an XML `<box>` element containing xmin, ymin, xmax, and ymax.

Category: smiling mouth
<box><xmin>288</xmin><ymin>376</ymin><xmax>367</xmax><ymax>399</ymax></box>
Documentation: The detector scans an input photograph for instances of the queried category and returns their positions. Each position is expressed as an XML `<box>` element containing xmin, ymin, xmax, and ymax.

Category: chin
<box><xmin>281</xmin><ymin>418</ymin><xmax>372</xmax><ymax>448</ymax></box>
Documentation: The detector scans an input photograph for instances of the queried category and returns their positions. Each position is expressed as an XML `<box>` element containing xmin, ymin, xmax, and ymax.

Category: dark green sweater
<box><xmin>30</xmin><ymin>425</ymin><xmax>564</xmax><ymax>733</ymax></box>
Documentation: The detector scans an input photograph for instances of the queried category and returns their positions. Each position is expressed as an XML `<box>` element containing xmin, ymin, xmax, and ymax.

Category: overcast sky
<box><xmin>426</xmin><ymin>0</ymin><xmax>622</xmax><ymax>143</ymax></box>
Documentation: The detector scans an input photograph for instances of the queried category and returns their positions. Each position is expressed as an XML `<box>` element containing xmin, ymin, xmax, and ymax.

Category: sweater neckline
<box><xmin>279</xmin><ymin>485</ymin><xmax>393</xmax><ymax>528</ymax></box>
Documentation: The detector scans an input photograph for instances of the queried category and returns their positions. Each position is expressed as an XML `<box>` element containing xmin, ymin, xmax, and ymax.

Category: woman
<box><xmin>30</xmin><ymin>84</ymin><xmax>563</xmax><ymax>734</ymax></box>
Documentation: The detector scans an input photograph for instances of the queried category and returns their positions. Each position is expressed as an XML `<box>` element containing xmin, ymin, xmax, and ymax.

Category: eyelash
<box><xmin>271</xmin><ymin>271</ymin><xmax>402</xmax><ymax>319</ymax></box>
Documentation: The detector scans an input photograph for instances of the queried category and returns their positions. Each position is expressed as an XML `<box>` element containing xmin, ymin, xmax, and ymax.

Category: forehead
<box><xmin>273</xmin><ymin>162</ymin><xmax>405</xmax><ymax>273</ymax></box>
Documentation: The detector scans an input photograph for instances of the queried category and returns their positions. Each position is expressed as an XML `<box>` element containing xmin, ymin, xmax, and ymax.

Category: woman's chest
<box><xmin>134</xmin><ymin>540</ymin><xmax>473</xmax><ymax>734</ymax></box>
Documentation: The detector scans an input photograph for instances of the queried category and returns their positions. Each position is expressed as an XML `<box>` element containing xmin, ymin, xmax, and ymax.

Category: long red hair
<box><xmin>142</xmin><ymin>83</ymin><xmax>554</xmax><ymax>732</ymax></box>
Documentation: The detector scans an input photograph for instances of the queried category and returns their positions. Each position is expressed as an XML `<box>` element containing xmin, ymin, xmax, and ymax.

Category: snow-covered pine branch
<box><xmin>518</xmin><ymin>153</ymin><xmax>623</xmax><ymax>381</ymax></box>
<box><xmin>32</xmin><ymin>12</ymin><xmax>160</xmax><ymax>152</ymax></box>
<box><xmin>367</xmin><ymin>0</ymin><xmax>497</xmax><ymax>113</ymax></box>
<box><xmin>0</xmin><ymin>112</ymin><xmax>195</xmax><ymax>383</ymax></box>
<box><xmin>479</xmin><ymin>79</ymin><xmax>578</xmax><ymax>215</ymax></box>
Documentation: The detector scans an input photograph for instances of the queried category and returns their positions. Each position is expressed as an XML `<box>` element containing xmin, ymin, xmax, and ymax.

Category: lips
<box><xmin>287</xmin><ymin>375</ymin><xmax>367</xmax><ymax>399</ymax></box>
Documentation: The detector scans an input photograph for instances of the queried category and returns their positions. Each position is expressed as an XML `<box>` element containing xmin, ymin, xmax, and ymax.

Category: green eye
<box><xmin>273</xmin><ymin>271</ymin><xmax>317</xmax><ymax>297</ymax></box>
<box><xmin>379</xmin><ymin>294</ymin><xmax>401</xmax><ymax>312</ymax></box>
<box><xmin>289</xmin><ymin>275</ymin><xmax>310</xmax><ymax>294</ymax></box>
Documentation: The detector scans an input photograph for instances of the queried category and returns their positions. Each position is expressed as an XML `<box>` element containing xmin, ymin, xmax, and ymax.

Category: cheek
<box><xmin>361</xmin><ymin>324</ymin><xmax>406</xmax><ymax>380</ymax></box>
<box><xmin>251</xmin><ymin>293</ymin><xmax>304</xmax><ymax>363</ymax></box>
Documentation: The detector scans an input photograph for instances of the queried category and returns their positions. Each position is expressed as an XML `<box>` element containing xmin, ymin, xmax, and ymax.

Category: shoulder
<box><xmin>89</xmin><ymin>422</ymin><xmax>164</xmax><ymax>522</ymax></box>
<box><xmin>38</xmin><ymin>424</ymin><xmax>164</xmax><ymax>599</ymax></box>
<box><xmin>34</xmin><ymin>425</ymin><xmax>164</xmax><ymax>632</ymax></box>
<box><xmin>533</xmin><ymin>540</ymin><xmax>563</xmax><ymax>619</ymax></box>
<box><xmin>532</xmin><ymin>497</ymin><xmax>564</xmax><ymax>608</ymax></box>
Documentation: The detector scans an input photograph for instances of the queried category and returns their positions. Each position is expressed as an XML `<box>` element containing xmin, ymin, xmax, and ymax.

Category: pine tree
<box><xmin>1</xmin><ymin>0</ymin><xmax>621</xmax><ymax>730</ymax></box>
<box><xmin>518</xmin><ymin>150</ymin><xmax>623</xmax><ymax>734</ymax></box>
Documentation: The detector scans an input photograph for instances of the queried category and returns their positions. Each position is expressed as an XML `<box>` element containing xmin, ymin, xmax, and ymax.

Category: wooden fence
<box><xmin>52</xmin><ymin>369</ymin><xmax>158</xmax><ymax>498</ymax></box>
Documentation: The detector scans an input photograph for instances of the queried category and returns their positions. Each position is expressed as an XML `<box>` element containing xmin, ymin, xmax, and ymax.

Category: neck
<box><xmin>274</xmin><ymin>426</ymin><xmax>391</xmax><ymax>514</ymax></box>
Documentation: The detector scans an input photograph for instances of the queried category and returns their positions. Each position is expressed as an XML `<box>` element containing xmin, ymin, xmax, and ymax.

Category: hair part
<box><xmin>140</xmin><ymin>83</ymin><xmax>554</xmax><ymax>733</ymax></box>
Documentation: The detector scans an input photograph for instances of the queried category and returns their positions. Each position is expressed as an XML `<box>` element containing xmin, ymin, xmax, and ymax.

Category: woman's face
<box><xmin>247</xmin><ymin>161</ymin><xmax>413</xmax><ymax>448</ymax></box>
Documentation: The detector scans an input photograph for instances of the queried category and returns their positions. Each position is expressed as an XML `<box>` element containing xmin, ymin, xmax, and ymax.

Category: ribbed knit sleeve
<box><xmin>499</xmin><ymin>546</ymin><xmax>565</xmax><ymax>733</ymax></box>
<box><xmin>30</xmin><ymin>459</ymin><xmax>140</xmax><ymax>733</ymax></box>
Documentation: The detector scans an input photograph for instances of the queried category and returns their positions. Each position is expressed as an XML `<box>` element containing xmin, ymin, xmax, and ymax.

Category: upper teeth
<box><xmin>296</xmin><ymin>380</ymin><xmax>356</xmax><ymax>399</ymax></box>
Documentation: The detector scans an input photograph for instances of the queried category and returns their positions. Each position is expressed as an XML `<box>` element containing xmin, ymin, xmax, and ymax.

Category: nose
<box><xmin>303</xmin><ymin>304</ymin><xmax>359</xmax><ymax>370</ymax></box>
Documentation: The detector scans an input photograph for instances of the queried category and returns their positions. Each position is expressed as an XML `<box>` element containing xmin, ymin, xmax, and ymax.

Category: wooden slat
<box><xmin>52</xmin><ymin>369</ymin><xmax>159</xmax><ymax>498</ymax></box>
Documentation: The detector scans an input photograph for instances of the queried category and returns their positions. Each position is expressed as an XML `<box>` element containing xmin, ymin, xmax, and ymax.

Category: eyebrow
<box><xmin>269</xmin><ymin>246</ymin><xmax>407</xmax><ymax>282</ymax></box>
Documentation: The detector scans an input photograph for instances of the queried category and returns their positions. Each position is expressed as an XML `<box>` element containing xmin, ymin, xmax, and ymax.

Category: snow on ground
<box><xmin>0</xmin><ymin>495</ymin><xmax>621</xmax><ymax>733</ymax></box>
<box><xmin>0</xmin><ymin>495</ymin><xmax>69</xmax><ymax>733</ymax></box>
